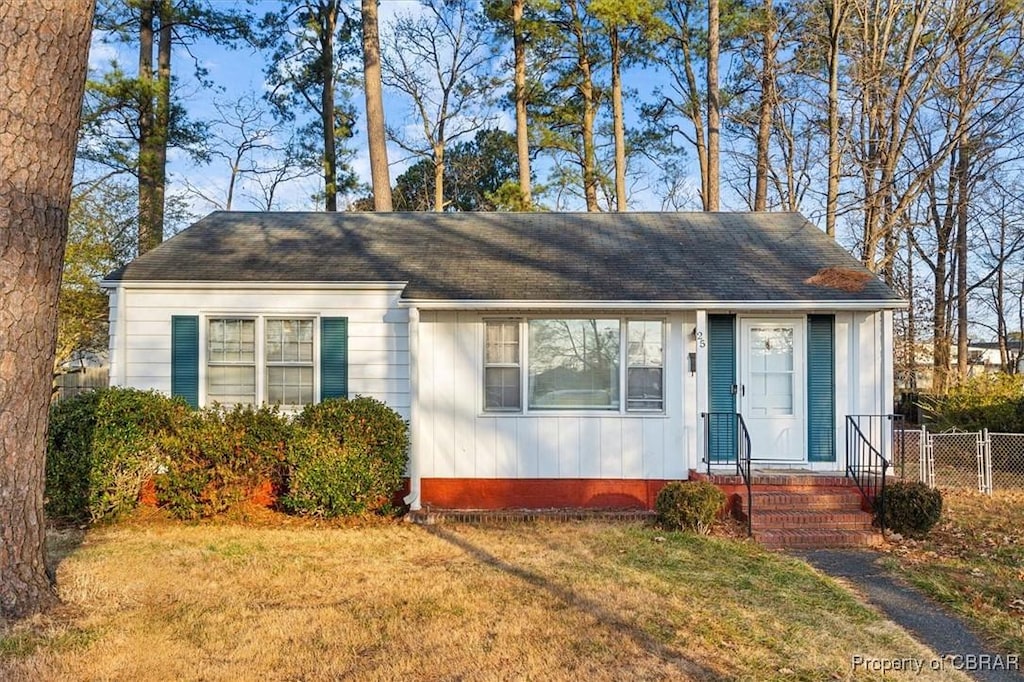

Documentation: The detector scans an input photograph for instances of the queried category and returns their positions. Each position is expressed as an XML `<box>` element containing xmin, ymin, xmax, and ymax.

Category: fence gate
<box><xmin>917</xmin><ymin>426</ymin><xmax>994</xmax><ymax>494</ymax></box>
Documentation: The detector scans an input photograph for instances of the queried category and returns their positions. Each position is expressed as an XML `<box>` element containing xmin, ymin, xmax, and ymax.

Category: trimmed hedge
<box><xmin>46</xmin><ymin>388</ymin><xmax>189</xmax><ymax>523</ymax></box>
<box><xmin>285</xmin><ymin>397</ymin><xmax>409</xmax><ymax>517</ymax></box>
<box><xmin>154</xmin><ymin>404</ymin><xmax>291</xmax><ymax>520</ymax></box>
<box><xmin>46</xmin><ymin>389</ymin><xmax>408</xmax><ymax>523</ymax></box>
<box><xmin>655</xmin><ymin>481</ymin><xmax>726</xmax><ymax>534</ymax></box>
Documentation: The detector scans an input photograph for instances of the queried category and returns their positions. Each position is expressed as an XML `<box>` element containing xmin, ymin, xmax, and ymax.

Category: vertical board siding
<box><xmin>416</xmin><ymin>312</ymin><xmax>684</xmax><ymax>481</ymax></box>
<box><xmin>807</xmin><ymin>314</ymin><xmax>836</xmax><ymax>462</ymax></box>
<box><xmin>707</xmin><ymin>314</ymin><xmax>737</xmax><ymax>463</ymax></box>
<box><xmin>170</xmin><ymin>315</ymin><xmax>199</xmax><ymax>408</ymax></box>
<box><xmin>320</xmin><ymin>317</ymin><xmax>348</xmax><ymax>399</ymax></box>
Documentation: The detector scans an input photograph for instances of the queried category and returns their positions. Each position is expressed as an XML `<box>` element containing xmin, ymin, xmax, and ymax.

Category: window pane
<box><xmin>627</xmin><ymin>367</ymin><xmax>663</xmax><ymax>411</ymax></box>
<box><xmin>208</xmin><ymin>365</ymin><xmax>256</xmax><ymax>405</ymax></box>
<box><xmin>628</xmin><ymin>320</ymin><xmax>663</xmax><ymax>367</ymax></box>
<box><xmin>485</xmin><ymin>321</ymin><xmax>519</xmax><ymax>364</ymax></box>
<box><xmin>266</xmin><ymin>319</ymin><xmax>313</xmax><ymax>363</ymax></box>
<box><xmin>528</xmin><ymin>319</ymin><xmax>620</xmax><ymax>409</ymax></box>
<box><xmin>267</xmin><ymin>366</ymin><xmax>314</xmax><ymax>407</ymax></box>
<box><xmin>209</xmin><ymin>319</ymin><xmax>255</xmax><ymax>362</ymax></box>
<box><xmin>485</xmin><ymin>367</ymin><xmax>520</xmax><ymax>410</ymax></box>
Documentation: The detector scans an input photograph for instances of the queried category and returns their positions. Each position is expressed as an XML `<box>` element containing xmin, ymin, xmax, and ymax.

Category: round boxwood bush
<box><xmin>46</xmin><ymin>387</ymin><xmax>189</xmax><ymax>523</ymax></box>
<box><xmin>877</xmin><ymin>481</ymin><xmax>943</xmax><ymax>538</ymax></box>
<box><xmin>283</xmin><ymin>397</ymin><xmax>409</xmax><ymax>516</ymax></box>
<box><xmin>655</xmin><ymin>481</ymin><xmax>726</xmax><ymax>534</ymax></box>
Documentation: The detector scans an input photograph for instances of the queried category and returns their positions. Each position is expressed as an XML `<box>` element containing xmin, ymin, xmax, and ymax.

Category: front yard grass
<box><xmin>885</xmin><ymin>489</ymin><xmax>1024</xmax><ymax>655</ymax></box>
<box><xmin>1</xmin><ymin>517</ymin><xmax>968</xmax><ymax>681</ymax></box>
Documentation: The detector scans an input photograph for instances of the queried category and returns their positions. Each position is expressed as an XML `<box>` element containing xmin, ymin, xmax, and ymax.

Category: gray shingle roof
<box><xmin>106</xmin><ymin>211</ymin><xmax>901</xmax><ymax>303</ymax></box>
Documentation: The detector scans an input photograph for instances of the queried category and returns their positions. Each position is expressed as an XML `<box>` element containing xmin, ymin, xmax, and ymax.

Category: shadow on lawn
<box><xmin>425</xmin><ymin>525</ymin><xmax>721</xmax><ymax>680</ymax></box>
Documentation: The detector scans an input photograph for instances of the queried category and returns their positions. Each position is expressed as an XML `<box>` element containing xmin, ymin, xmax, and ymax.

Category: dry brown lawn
<box><xmin>886</xmin><ymin>489</ymin><xmax>1024</xmax><ymax>654</ymax></box>
<box><xmin>1</xmin><ymin>517</ymin><xmax>969</xmax><ymax>681</ymax></box>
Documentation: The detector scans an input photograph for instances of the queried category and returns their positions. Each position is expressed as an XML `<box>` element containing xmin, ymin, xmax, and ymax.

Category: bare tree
<box><xmin>382</xmin><ymin>0</ymin><xmax>497</xmax><ymax>212</ymax></box>
<box><xmin>0</xmin><ymin>0</ymin><xmax>93</xmax><ymax>621</ymax></box>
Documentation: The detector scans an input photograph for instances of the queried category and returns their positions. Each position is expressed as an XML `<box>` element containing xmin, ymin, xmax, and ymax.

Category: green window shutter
<box><xmin>171</xmin><ymin>315</ymin><xmax>199</xmax><ymax>408</ymax></box>
<box><xmin>320</xmin><ymin>317</ymin><xmax>349</xmax><ymax>400</ymax></box>
<box><xmin>807</xmin><ymin>314</ymin><xmax>836</xmax><ymax>462</ymax></box>
<box><xmin>707</xmin><ymin>314</ymin><xmax>737</xmax><ymax>463</ymax></box>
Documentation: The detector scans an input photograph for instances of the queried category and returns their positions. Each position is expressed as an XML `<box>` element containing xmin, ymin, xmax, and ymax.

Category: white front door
<box><xmin>739</xmin><ymin>319</ymin><xmax>805</xmax><ymax>461</ymax></box>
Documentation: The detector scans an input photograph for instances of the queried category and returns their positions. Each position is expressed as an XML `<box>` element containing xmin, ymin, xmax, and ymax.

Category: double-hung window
<box><xmin>626</xmin><ymin>320</ymin><xmax>664</xmax><ymax>411</ymax></box>
<box><xmin>206</xmin><ymin>316</ymin><xmax>315</xmax><ymax>409</ymax></box>
<box><xmin>484</xmin><ymin>320</ymin><xmax>521</xmax><ymax>410</ymax></box>
<box><xmin>265</xmin><ymin>319</ymin><xmax>315</xmax><ymax>408</ymax></box>
<box><xmin>484</xmin><ymin>318</ymin><xmax>665</xmax><ymax>414</ymax></box>
<box><xmin>207</xmin><ymin>318</ymin><xmax>257</xmax><ymax>405</ymax></box>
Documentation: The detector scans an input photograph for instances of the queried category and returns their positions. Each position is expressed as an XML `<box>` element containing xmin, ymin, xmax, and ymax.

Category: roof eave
<box><xmin>399</xmin><ymin>298</ymin><xmax>908</xmax><ymax>311</ymax></box>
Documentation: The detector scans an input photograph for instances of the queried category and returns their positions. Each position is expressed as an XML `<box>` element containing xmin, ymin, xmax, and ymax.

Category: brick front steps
<box><xmin>690</xmin><ymin>470</ymin><xmax>884</xmax><ymax>550</ymax></box>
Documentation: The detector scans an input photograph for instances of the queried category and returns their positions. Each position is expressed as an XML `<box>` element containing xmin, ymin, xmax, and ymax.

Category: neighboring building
<box><xmin>102</xmin><ymin>212</ymin><xmax>904</xmax><ymax>511</ymax></box>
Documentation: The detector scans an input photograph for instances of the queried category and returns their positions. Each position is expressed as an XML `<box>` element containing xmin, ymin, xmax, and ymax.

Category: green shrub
<box><xmin>285</xmin><ymin>397</ymin><xmax>409</xmax><ymax>517</ymax></box>
<box><xmin>48</xmin><ymin>390</ymin><xmax>409</xmax><ymax>523</ymax></box>
<box><xmin>920</xmin><ymin>373</ymin><xmax>1024</xmax><ymax>432</ymax></box>
<box><xmin>46</xmin><ymin>388</ymin><xmax>189</xmax><ymax>523</ymax></box>
<box><xmin>877</xmin><ymin>481</ymin><xmax>942</xmax><ymax>538</ymax></box>
<box><xmin>154</xmin><ymin>404</ymin><xmax>292</xmax><ymax>520</ymax></box>
<box><xmin>655</xmin><ymin>481</ymin><xmax>726</xmax><ymax>534</ymax></box>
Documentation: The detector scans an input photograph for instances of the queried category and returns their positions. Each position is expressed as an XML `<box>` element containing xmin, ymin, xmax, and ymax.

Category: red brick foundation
<box><xmin>419</xmin><ymin>478</ymin><xmax>673</xmax><ymax>511</ymax></box>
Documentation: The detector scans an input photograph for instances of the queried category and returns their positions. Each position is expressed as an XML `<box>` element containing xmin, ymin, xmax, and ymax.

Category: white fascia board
<box><xmin>399</xmin><ymin>298</ymin><xmax>909</xmax><ymax>311</ymax></box>
<box><xmin>99</xmin><ymin>280</ymin><xmax>409</xmax><ymax>292</ymax></box>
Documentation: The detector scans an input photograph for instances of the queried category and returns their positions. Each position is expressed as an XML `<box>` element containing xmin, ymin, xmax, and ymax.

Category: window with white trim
<box><xmin>484</xmin><ymin>320</ymin><xmax>521</xmax><ymax>410</ymax></box>
<box><xmin>206</xmin><ymin>316</ymin><xmax>316</xmax><ymax>409</ymax></box>
<box><xmin>626</xmin><ymin>320</ymin><xmax>664</xmax><ymax>411</ymax></box>
<box><xmin>483</xmin><ymin>318</ymin><xmax>665</xmax><ymax>414</ymax></box>
<box><xmin>207</xmin><ymin>318</ymin><xmax>256</xmax><ymax>405</ymax></box>
<box><xmin>265</xmin><ymin>319</ymin><xmax>314</xmax><ymax>408</ymax></box>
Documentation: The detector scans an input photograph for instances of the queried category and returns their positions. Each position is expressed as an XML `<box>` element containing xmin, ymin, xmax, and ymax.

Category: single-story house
<box><xmin>102</xmin><ymin>211</ymin><xmax>904</xmax><ymax>511</ymax></box>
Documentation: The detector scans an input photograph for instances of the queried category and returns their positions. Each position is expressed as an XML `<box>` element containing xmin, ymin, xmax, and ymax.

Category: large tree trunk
<box><xmin>611</xmin><ymin>29</ymin><xmax>626</xmax><ymax>212</ymax></box>
<box><xmin>321</xmin><ymin>1</ymin><xmax>338</xmax><ymax>212</ymax></box>
<box><xmin>512</xmin><ymin>0</ymin><xmax>531</xmax><ymax>209</ymax></box>
<box><xmin>433</xmin><ymin>142</ymin><xmax>445</xmax><ymax>212</ymax></box>
<box><xmin>0</xmin><ymin>0</ymin><xmax>93</xmax><ymax>621</ymax></box>
<box><xmin>569</xmin><ymin>0</ymin><xmax>599</xmax><ymax>212</ymax></box>
<box><xmin>153</xmin><ymin>0</ymin><xmax>171</xmax><ymax>236</ymax></box>
<box><xmin>753</xmin><ymin>0</ymin><xmax>776</xmax><ymax>212</ymax></box>
<box><xmin>707</xmin><ymin>0</ymin><xmax>721</xmax><ymax>211</ymax></box>
<box><xmin>137</xmin><ymin>1</ymin><xmax>159</xmax><ymax>253</ymax></box>
<box><xmin>362</xmin><ymin>0</ymin><xmax>391</xmax><ymax>212</ymax></box>
<box><xmin>825</xmin><ymin>0</ymin><xmax>845</xmax><ymax>238</ymax></box>
<box><xmin>955</xmin><ymin>138</ymin><xmax>970</xmax><ymax>382</ymax></box>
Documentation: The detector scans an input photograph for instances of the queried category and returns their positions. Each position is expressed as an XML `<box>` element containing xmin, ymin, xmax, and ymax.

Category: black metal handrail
<box><xmin>701</xmin><ymin>411</ymin><xmax>753</xmax><ymax>536</ymax></box>
<box><xmin>845</xmin><ymin>415</ymin><xmax>894</xmax><ymax>533</ymax></box>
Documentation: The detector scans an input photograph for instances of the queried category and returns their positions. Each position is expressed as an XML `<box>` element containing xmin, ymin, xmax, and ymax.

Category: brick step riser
<box><xmin>743</xmin><ymin>496</ymin><xmax>865</xmax><ymax>511</ymax></box>
<box><xmin>755</xmin><ymin>529</ymin><xmax>884</xmax><ymax>548</ymax></box>
<box><xmin>749</xmin><ymin>514</ymin><xmax>874</xmax><ymax>530</ymax></box>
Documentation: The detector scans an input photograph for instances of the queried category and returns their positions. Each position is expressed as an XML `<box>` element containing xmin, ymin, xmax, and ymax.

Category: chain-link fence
<box><xmin>892</xmin><ymin>427</ymin><xmax>1024</xmax><ymax>494</ymax></box>
<box><xmin>990</xmin><ymin>433</ymin><xmax>1024</xmax><ymax>490</ymax></box>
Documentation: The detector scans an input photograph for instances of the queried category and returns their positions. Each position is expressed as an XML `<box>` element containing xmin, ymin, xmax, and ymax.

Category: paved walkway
<box><xmin>796</xmin><ymin>549</ymin><xmax>1023</xmax><ymax>682</ymax></box>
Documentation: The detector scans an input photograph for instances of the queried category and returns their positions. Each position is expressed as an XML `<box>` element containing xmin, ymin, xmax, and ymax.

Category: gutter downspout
<box><xmin>403</xmin><ymin>305</ymin><xmax>421</xmax><ymax>510</ymax></box>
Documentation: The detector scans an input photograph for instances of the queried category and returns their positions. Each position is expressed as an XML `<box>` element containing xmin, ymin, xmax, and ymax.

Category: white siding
<box><xmin>113</xmin><ymin>286</ymin><xmax>410</xmax><ymax>417</ymax></box>
<box><xmin>416</xmin><ymin>311</ymin><xmax>691</xmax><ymax>480</ymax></box>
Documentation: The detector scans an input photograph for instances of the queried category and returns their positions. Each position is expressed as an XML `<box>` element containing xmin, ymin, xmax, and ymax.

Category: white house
<box><xmin>102</xmin><ymin>211</ymin><xmax>904</xmax><ymax>511</ymax></box>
